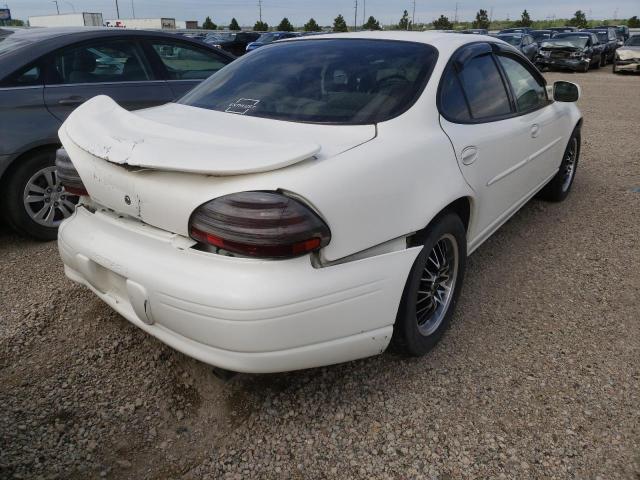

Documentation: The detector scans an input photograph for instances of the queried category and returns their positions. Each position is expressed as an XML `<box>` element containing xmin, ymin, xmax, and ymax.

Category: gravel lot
<box><xmin>1</xmin><ymin>68</ymin><xmax>639</xmax><ymax>480</ymax></box>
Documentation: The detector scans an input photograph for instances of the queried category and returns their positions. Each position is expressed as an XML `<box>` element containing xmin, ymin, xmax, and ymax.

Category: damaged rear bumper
<box><xmin>58</xmin><ymin>206</ymin><xmax>420</xmax><ymax>373</ymax></box>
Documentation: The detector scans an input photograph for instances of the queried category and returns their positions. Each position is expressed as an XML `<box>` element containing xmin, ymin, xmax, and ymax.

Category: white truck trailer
<box><xmin>29</xmin><ymin>13</ymin><xmax>104</xmax><ymax>27</ymax></box>
<box><xmin>104</xmin><ymin>18</ymin><xmax>176</xmax><ymax>29</ymax></box>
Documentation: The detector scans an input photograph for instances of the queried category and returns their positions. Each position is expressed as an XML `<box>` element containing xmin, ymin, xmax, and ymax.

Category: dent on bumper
<box><xmin>58</xmin><ymin>207</ymin><xmax>421</xmax><ymax>372</ymax></box>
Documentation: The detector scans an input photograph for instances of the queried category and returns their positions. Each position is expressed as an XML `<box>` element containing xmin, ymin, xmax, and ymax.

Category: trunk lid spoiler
<box><xmin>62</xmin><ymin>95</ymin><xmax>337</xmax><ymax>176</ymax></box>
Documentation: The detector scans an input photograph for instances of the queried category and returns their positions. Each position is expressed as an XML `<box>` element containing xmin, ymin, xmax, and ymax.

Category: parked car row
<box><xmin>491</xmin><ymin>26</ymin><xmax>637</xmax><ymax>73</ymax></box>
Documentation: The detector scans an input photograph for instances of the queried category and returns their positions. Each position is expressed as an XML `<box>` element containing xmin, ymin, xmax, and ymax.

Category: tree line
<box><xmin>200</xmin><ymin>10</ymin><xmax>640</xmax><ymax>32</ymax></box>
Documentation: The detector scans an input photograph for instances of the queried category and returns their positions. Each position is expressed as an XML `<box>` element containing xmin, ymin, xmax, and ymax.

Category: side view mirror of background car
<box><xmin>553</xmin><ymin>81</ymin><xmax>581</xmax><ymax>102</ymax></box>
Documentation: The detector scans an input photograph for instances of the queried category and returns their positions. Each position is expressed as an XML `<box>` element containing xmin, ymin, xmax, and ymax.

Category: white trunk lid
<box><xmin>59</xmin><ymin>95</ymin><xmax>376</xmax><ymax>235</ymax></box>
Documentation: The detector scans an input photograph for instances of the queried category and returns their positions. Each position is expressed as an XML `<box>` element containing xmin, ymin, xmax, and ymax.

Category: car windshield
<box><xmin>257</xmin><ymin>33</ymin><xmax>283</xmax><ymax>43</ymax></box>
<box><xmin>543</xmin><ymin>36</ymin><xmax>589</xmax><ymax>48</ymax></box>
<box><xmin>179</xmin><ymin>39</ymin><xmax>438</xmax><ymax>125</ymax></box>
<box><xmin>531</xmin><ymin>31</ymin><xmax>551</xmax><ymax>41</ymax></box>
<box><xmin>625</xmin><ymin>36</ymin><xmax>640</xmax><ymax>46</ymax></box>
<box><xmin>206</xmin><ymin>32</ymin><xmax>235</xmax><ymax>42</ymax></box>
<box><xmin>497</xmin><ymin>35</ymin><xmax>522</xmax><ymax>46</ymax></box>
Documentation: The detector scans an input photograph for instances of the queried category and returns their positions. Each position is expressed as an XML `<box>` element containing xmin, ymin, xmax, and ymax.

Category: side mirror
<box><xmin>553</xmin><ymin>81</ymin><xmax>581</xmax><ymax>102</ymax></box>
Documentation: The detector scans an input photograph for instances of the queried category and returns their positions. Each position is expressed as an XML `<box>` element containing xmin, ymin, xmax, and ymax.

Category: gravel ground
<box><xmin>1</xmin><ymin>68</ymin><xmax>639</xmax><ymax>480</ymax></box>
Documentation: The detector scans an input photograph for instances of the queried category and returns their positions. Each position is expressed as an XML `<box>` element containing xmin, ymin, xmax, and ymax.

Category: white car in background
<box><xmin>56</xmin><ymin>32</ymin><xmax>582</xmax><ymax>373</ymax></box>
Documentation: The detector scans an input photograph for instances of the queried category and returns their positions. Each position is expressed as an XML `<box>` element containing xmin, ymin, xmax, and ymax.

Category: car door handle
<box><xmin>460</xmin><ymin>146</ymin><xmax>479</xmax><ymax>165</ymax></box>
<box><xmin>530</xmin><ymin>124</ymin><xmax>540</xmax><ymax>138</ymax></box>
<box><xmin>58</xmin><ymin>96</ymin><xmax>85</xmax><ymax>106</ymax></box>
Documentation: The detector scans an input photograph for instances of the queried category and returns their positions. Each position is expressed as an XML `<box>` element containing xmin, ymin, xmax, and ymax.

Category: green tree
<box><xmin>628</xmin><ymin>15</ymin><xmax>640</xmax><ymax>28</ymax></box>
<box><xmin>568</xmin><ymin>10</ymin><xmax>588</xmax><ymax>28</ymax></box>
<box><xmin>432</xmin><ymin>14</ymin><xmax>453</xmax><ymax>30</ymax></box>
<box><xmin>202</xmin><ymin>16</ymin><xmax>217</xmax><ymax>30</ymax></box>
<box><xmin>472</xmin><ymin>9</ymin><xmax>490</xmax><ymax>29</ymax></box>
<box><xmin>229</xmin><ymin>17</ymin><xmax>241</xmax><ymax>31</ymax></box>
<box><xmin>277</xmin><ymin>17</ymin><xmax>294</xmax><ymax>31</ymax></box>
<box><xmin>304</xmin><ymin>18</ymin><xmax>321</xmax><ymax>31</ymax></box>
<box><xmin>362</xmin><ymin>15</ymin><xmax>381</xmax><ymax>30</ymax></box>
<box><xmin>254</xmin><ymin>20</ymin><xmax>268</xmax><ymax>31</ymax></box>
<box><xmin>333</xmin><ymin>14</ymin><xmax>348</xmax><ymax>32</ymax></box>
<box><xmin>399</xmin><ymin>9</ymin><xmax>411</xmax><ymax>30</ymax></box>
<box><xmin>517</xmin><ymin>9</ymin><xmax>532</xmax><ymax>27</ymax></box>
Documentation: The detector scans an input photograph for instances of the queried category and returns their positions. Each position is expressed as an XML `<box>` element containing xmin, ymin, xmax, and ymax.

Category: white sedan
<box><xmin>56</xmin><ymin>32</ymin><xmax>582</xmax><ymax>373</ymax></box>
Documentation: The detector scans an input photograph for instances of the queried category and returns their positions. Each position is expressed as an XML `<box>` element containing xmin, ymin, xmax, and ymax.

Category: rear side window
<box><xmin>439</xmin><ymin>68</ymin><xmax>471</xmax><ymax>122</ymax></box>
<box><xmin>149</xmin><ymin>40</ymin><xmax>229</xmax><ymax>80</ymax></box>
<box><xmin>454</xmin><ymin>54</ymin><xmax>511</xmax><ymax>120</ymax></box>
<box><xmin>179</xmin><ymin>39</ymin><xmax>438</xmax><ymax>125</ymax></box>
<box><xmin>1</xmin><ymin>64</ymin><xmax>42</xmax><ymax>87</ymax></box>
<box><xmin>49</xmin><ymin>40</ymin><xmax>151</xmax><ymax>85</ymax></box>
<box><xmin>497</xmin><ymin>55</ymin><xmax>548</xmax><ymax>112</ymax></box>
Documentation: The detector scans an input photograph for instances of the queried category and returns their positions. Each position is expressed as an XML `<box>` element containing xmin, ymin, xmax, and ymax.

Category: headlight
<box><xmin>569</xmin><ymin>51</ymin><xmax>583</xmax><ymax>57</ymax></box>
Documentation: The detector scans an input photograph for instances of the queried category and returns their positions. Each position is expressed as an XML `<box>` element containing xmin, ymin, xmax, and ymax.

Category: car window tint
<box><xmin>179</xmin><ymin>39</ymin><xmax>438</xmax><ymax>125</ymax></box>
<box><xmin>1</xmin><ymin>64</ymin><xmax>42</xmax><ymax>87</ymax></box>
<box><xmin>497</xmin><ymin>55</ymin><xmax>547</xmax><ymax>112</ymax></box>
<box><xmin>50</xmin><ymin>40</ymin><xmax>151</xmax><ymax>85</ymax></box>
<box><xmin>150</xmin><ymin>41</ymin><xmax>228</xmax><ymax>80</ymax></box>
<box><xmin>457</xmin><ymin>54</ymin><xmax>511</xmax><ymax>119</ymax></box>
<box><xmin>439</xmin><ymin>67</ymin><xmax>471</xmax><ymax>121</ymax></box>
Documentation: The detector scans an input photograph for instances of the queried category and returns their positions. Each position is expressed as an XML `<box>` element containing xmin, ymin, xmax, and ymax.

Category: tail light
<box><xmin>55</xmin><ymin>148</ymin><xmax>88</xmax><ymax>196</ymax></box>
<box><xmin>189</xmin><ymin>191</ymin><xmax>331</xmax><ymax>259</ymax></box>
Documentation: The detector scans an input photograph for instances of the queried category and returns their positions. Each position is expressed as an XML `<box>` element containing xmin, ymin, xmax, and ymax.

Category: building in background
<box><xmin>105</xmin><ymin>18</ymin><xmax>176</xmax><ymax>29</ymax></box>
<box><xmin>29</xmin><ymin>12</ymin><xmax>103</xmax><ymax>27</ymax></box>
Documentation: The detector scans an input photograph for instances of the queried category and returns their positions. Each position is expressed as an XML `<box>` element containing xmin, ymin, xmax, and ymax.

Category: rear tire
<box><xmin>391</xmin><ymin>213</ymin><xmax>467</xmax><ymax>356</ymax></box>
<box><xmin>538</xmin><ymin>129</ymin><xmax>580</xmax><ymax>202</ymax></box>
<box><xmin>2</xmin><ymin>149</ymin><xmax>78</xmax><ymax>240</ymax></box>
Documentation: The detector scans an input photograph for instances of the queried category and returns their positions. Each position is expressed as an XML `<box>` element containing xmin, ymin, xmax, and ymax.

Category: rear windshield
<box><xmin>179</xmin><ymin>39</ymin><xmax>438</xmax><ymax>124</ymax></box>
<box><xmin>497</xmin><ymin>35</ymin><xmax>521</xmax><ymax>46</ymax></box>
<box><xmin>626</xmin><ymin>36</ymin><xmax>640</xmax><ymax>46</ymax></box>
<box><xmin>531</xmin><ymin>31</ymin><xmax>551</xmax><ymax>41</ymax></box>
<box><xmin>0</xmin><ymin>36</ymin><xmax>31</xmax><ymax>56</ymax></box>
<box><xmin>543</xmin><ymin>36</ymin><xmax>589</xmax><ymax>48</ymax></box>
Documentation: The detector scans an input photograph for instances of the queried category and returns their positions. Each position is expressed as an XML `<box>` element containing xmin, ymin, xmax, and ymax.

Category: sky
<box><xmin>8</xmin><ymin>0</ymin><xmax>638</xmax><ymax>26</ymax></box>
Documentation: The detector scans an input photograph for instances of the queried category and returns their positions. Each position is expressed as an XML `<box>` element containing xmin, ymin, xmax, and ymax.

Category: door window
<box><xmin>497</xmin><ymin>55</ymin><xmax>548</xmax><ymax>112</ymax></box>
<box><xmin>456</xmin><ymin>54</ymin><xmax>512</xmax><ymax>120</ymax></box>
<box><xmin>49</xmin><ymin>40</ymin><xmax>151</xmax><ymax>85</ymax></box>
<box><xmin>149</xmin><ymin>41</ymin><xmax>228</xmax><ymax>80</ymax></box>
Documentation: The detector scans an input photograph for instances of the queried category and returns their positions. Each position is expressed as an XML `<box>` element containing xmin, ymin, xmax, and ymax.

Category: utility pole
<box><xmin>362</xmin><ymin>0</ymin><xmax>365</xmax><ymax>26</ymax></box>
<box><xmin>52</xmin><ymin>0</ymin><xmax>59</xmax><ymax>14</ymax></box>
<box><xmin>354</xmin><ymin>0</ymin><xmax>358</xmax><ymax>31</ymax></box>
<box><xmin>411</xmin><ymin>0</ymin><xmax>416</xmax><ymax>30</ymax></box>
<box><xmin>258</xmin><ymin>0</ymin><xmax>262</xmax><ymax>22</ymax></box>
<box><xmin>115</xmin><ymin>0</ymin><xmax>120</xmax><ymax>19</ymax></box>
<box><xmin>454</xmin><ymin>2</ymin><xmax>458</xmax><ymax>24</ymax></box>
<box><xmin>131</xmin><ymin>0</ymin><xmax>135</xmax><ymax>18</ymax></box>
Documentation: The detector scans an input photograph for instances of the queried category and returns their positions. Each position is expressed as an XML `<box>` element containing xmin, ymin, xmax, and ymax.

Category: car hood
<box><xmin>617</xmin><ymin>46</ymin><xmax>640</xmax><ymax>59</ymax></box>
<box><xmin>60</xmin><ymin>95</ymin><xmax>376</xmax><ymax>176</ymax></box>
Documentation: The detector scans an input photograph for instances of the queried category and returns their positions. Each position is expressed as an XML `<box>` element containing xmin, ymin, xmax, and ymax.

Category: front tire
<box><xmin>2</xmin><ymin>149</ymin><xmax>78</xmax><ymax>240</ymax></box>
<box><xmin>391</xmin><ymin>213</ymin><xmax>467</xmax><ymax>356</ymax></box>
<box><xmin>538</xmin><ymin>129</ymin><xmax>580</xmax><ymax>202</ymax></box>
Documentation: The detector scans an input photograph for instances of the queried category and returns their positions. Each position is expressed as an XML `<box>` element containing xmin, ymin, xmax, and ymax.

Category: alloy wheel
<box><xmin>416</xmin><ymin>234</ymin><xmax>459</xmax><ymax>336</ymax></box>
<box><xmin>22</xmin><ymin>166</ymin><xmax>78</xmax><ymax>227</ymax></box>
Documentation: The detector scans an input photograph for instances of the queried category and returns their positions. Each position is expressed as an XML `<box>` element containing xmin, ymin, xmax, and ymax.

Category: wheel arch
<box><xmin>407</xmin><ymin>196</ymin><xmax>473</xmax><ymax>248</ymax></box>
<box><xmin>0</xmin><ymin>143</ymin><xmax>60</xmax><ymax>187</ymax></box>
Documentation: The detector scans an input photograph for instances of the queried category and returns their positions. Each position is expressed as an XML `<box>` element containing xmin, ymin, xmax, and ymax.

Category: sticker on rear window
<box><xmin>225</xmin><ymin>98</ymin><xmax>260</xmax><ymax>115</ymax></box>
